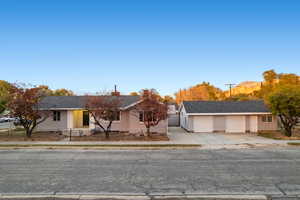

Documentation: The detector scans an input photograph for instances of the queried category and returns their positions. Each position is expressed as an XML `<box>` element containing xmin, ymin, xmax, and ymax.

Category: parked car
<box><xmin>0</xmin><ymin>117</ymin><xmax>17</xmax><ymax>123</ymax></box>
<box><xmin>13</xmin><ymin>118</ymin><xmax>22</xmax><ymax>126</ymax></box>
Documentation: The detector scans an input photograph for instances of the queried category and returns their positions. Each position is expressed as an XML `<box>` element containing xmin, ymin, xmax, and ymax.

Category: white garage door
<box><xmin>193</xmin><ymin>116</ymin><xmax>213</xmax><ymax>132</ymax></box>
<box><xmin>226</xmin><ymin>116</ymin><xmax>246</xmax><ymax>133</ymax></box>
<box><xmin>249</xmin><ymin>116</ymin><xmax>258</xmax><ymax>132</ymax></box>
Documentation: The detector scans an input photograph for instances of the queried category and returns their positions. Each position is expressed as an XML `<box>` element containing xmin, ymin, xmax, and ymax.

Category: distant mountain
<box><xmin>225</xmin><ymin>81</ymin><xmax>262</xmax><ymax>96</ymax></box>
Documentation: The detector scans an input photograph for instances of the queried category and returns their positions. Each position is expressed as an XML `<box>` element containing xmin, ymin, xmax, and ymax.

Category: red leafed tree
<box><xmin>85</xmin><ymin>95</ymin><xmax>121</xmax><ymax>139</ymax></box>
<box><xmin>136</xmin><ymin>89</ymin><xmax>168</xmax><ymax>136</ymax></box>
<box><xmin>7</xmin><ymin>84</ymin><xmax>49</xmax><ymax>138</ymax></box>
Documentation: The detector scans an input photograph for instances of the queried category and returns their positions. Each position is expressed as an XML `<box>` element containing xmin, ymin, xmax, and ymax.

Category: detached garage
<box><xmin>193</xmin><ymin>116</ymin><xmax>214</xmax><ymax>132</ymax></box>
<box><xmin>225</xmin><ymin>116</ymin><xmax>246</xmax><ymax>133</ymax></box>
<box><xmin>180</xmin><ymin>100</ymin><xmax>278</xmax><ymax>133</ymax></box>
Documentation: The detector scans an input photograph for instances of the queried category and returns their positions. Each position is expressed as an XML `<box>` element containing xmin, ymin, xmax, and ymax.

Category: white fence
<box><xmin>168</xmin><ymin>114</ymin><xmax>179</xmax><ymax>127</ymax></box>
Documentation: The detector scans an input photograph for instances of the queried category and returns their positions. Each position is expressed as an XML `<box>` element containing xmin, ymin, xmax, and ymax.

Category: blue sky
<box><xmin>1</xmin><ymin>0</ymin><xmax>299</xmax><ymax>96</ymax></box>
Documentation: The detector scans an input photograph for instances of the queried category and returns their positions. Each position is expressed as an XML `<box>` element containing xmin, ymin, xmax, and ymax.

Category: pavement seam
<box><xmin>274</xmin><ymin>183</ymin><xmax>287</xmax><ymax>196</ymax></box>
<box><xmin>0</xmin><ymin>194</ymin><xmax>270</xmax><ymax>200</ymax></box>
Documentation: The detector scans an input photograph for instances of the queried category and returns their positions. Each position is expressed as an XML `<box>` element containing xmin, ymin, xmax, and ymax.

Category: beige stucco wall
<box><xmin>89</xmin><ymin>109</ymin><xmax>167</xmax><ymax>134</ymax></box>
<box><xmin>67</xmin><ymin>110</ymin><xmax>73</xmax><ymax>129</ymax></box>
<box><xmin>89</xmin><ymin>111</ymin><xmax>127</xmax><ymax>132</ymax></box>
<box><xmin>179</xmin><ymin>105</ymin><xmax>193</xmax><ymax>131</ymax></box>
<box><xmin>213</xmin><ymin>116</ymin><xmax>226</xmax><ymax>132</ymax></box>
<box><xmin>36</xmin><ymin>110</ymin><xmax>68</xmax><ymax>132</ymax></box>
<box><xmin>257</xmin><ymin>115</ymin><xmax>278</xmax><ymax>131</ymax></box>
<box><xmin>127</xmin><ymin>110</ymin><xmax>167</xmax><ymax>134</ymax></box>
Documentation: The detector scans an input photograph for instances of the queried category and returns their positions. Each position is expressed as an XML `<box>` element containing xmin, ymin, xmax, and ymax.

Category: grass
<box><xmin>258</xmin><ymin>130</ymin><xmax>300</xmax><ymax>140</ymax></box>
<box><xmin>0</xmin><ymin>144</ymin><xmax>201</xmax><ymax>149</ymax></box>
<box><xmin>0</xmin><ymin>130</ymin><xmax>65</xmax><ymax>141</ymax></box>
<box><xmin>287</xmin><ymin>142</ymin><xmax>300</xmax><ymax>146</ymax></box>
<box><xmin>0</xmin><ymin>129</ymin><xmax>170</xmax><ymax>142</ymax></box>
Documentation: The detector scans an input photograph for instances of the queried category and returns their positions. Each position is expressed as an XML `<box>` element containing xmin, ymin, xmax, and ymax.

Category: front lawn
<box><xmin>258</xmin><ymin>130</ymin><xmax>300</xmax><ymax>140</ymax></box>
<box><xmin>0</xmin><ymin>129</ymin><xmax>169</xmax><ymax>142</ymax></box>
<box><xmin>0</xmin><ymin>129</ymin><xmax>65</xmax><ymax>141</ymax></box>
<box><xmin>288</xmin><ymin>142</ymin><xmax>300</xmax><ymax>146</ymax></box>
<box><xmin>70</xmin><ymin>132</ymin><xmax>169</xmax><ymax>141</ymax></box>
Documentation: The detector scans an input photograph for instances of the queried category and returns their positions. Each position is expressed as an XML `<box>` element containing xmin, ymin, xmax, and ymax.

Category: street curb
<box><xmin>0</xmin><ymin>144</ymin><xmax>202</xmax><ymax>150</ymax></box>
<box><xmin>0</xmin><ymin>194</ymin><xmax>269</xmax><ymax>200</ymax></box>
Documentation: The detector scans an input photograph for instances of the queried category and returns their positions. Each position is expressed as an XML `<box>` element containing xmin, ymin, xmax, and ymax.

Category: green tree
<box><xmin>37</xmin><ymin>85</ymin><xmax>53</xmax><ymax>96</ymax></box>
<box><xmin>86</xmin><ymin>95</ymin><xmax>121</xmax><ymax>139</ymax></box>
<box><xmin>7</xmin><ymin>84</ymin><xmax>49</xmax><ymax>137</ymax></box>
<box><xmin>175</xmin><ymin>82</ymin><xmax>224</xmax><ymax>104</ymax></box>
<box><xmin>135</xmin><ymin>89</ymin><xmax>168</xmax><ymax>136</ymax></box>
<box><xmin>130</xmin><ymin>92</ymin><xmax>139</xmax><ymax>96</ymax></box>
<box><xmin>266</xmin><ymin>85</ymin><xmax>300</xmax><ymax>137</ymax></box>
<box><xmin>162</xmin><ymin>95</ymin><xmax>175</xmax><ymax>104</ymax></box>
<box><xmin>263</xmin><ymin>69</ymin><xmax>277</xmax><ymax>85</ymax></box>
<box><xmin>278</xmin><ymin>73</ymin><xmax>300</xmax><ymax>86</ymax></box>
<box><xmin>37</xmin><ymin>85</ymin><xmax>74</xmax><ymax>96</ymax></box>
<box><xmin>257</xmin><ymin>70</ymin><xmax>299</xmax><ymax>99</ymax></box>
<box><xmin>0</xmin><ymin>80</ymin><xmax>13</xmax><ymax>113</ymax></box>
<box><xmin>53</xmin><ymin>88</ymin><xmax>74</xmax><ymax>96</ymax></box>
<box><xmin>225</xmin><ymin>93</ymin><xmax>257</xmax><ymax>101</ymax></box>
<box><xmin>257</xmin><ymin>69</ymin><xmax>278</xmax><ymax>99</ymax></box>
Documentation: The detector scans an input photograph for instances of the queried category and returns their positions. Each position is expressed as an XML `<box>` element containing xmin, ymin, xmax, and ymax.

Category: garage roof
<box><xmin>182</xmin><ymin>100</ymin><xmax>270</xmax><ymax>114</ymax></box>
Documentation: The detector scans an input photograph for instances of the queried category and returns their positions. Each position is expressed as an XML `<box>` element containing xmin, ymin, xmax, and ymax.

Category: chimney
<box><xmin>143</xmin><ymin>89</ymin><xmax>150</xmax><ymax>98</ymax></box>
<box><xmin>111</xmin><ymin>85</ymin><xmax>120</xmax><ymax>96</ymax></box>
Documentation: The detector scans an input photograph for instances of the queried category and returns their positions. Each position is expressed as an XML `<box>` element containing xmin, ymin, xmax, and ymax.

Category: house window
<box><xmin>103</xmin><ymin>111</ymin><xmax>120</xmax><ymax>121</ymax></box>
<box><xmin>139</xmin><ymin>111</ymin><xmax>156</xmax><ymax>122</ymax></box>
<box><xmin>53</xmin><ymin>111</ymin><xmax>61</xmax><ymax>121</ymax></box>
<box><xmin>262</xmin><ymin>115</ymin><xmax>273</xmax><ymax>123</ymax></box>
<box><xmin>113</xmin><ymin>111</ymin><xmax>121</xmax><ymax>121</ymax></box>
<box><xmin>139</xmin><ymin>112</ymin><xmax>144</xmax><ymax>122</ymax></box>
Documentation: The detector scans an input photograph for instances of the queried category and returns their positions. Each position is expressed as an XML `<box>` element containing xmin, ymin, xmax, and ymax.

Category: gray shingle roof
<box><xmin>182</xmin><ymin>100</ymin><xmax>270</xmax><ymax>114</ymax></box>
<box><xmin>38</xmin><ymin>96</ymin><xmax>140</xmax><ymax>110</ymax></box>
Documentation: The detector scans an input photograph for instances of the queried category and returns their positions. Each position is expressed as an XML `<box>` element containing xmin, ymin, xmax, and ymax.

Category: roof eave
<box><xmin>186</xmin><ymin>112</ymin><xmax>272</xmax><ymax>116</ymax></box>
<box><xmin>39</xmin><ymin>106</ymin><xmax>128</xmax><ymax>111</ymax></box>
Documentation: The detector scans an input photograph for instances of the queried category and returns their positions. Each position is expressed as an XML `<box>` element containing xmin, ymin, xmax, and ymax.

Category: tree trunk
<box><xmin>283</xmin><ymin>125</ymin><xmax>292</xmax><ymax>137</ymax></box>
<box><xmin>105</xmin><ymin>130</ymin><xmax>109</xmax><ymax>139</ymax></box>
<box><xmin>25</xmin><ymin>129</ymin><xmax>32</xmax><ymax>138</ymax></box>
<box><xmin>104</xmin><ymin>121</ymin><xmax>113</xmax><ymax>139</ymax></box>
<box><xmin>279</xmin><ymin>115</ymin><xmax>293</xmax><ymax>137</ymax></box>
<box><xmin>146</xmin><ymin>126</ymin><xmax>150</xmax><ymax>137</ymax></box>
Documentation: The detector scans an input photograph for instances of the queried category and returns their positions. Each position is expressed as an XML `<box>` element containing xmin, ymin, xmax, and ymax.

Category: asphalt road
<box><xmin>0</xmin><ymin>148</ymin><xmax>300</xmax><ymax>197</ymax></box>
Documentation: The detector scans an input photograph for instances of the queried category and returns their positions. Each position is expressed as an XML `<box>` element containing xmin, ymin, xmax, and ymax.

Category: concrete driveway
<box><xmin>168</xmin><ymin>127</ymin><xmax>300</xmax><ymax>147</ymax></box>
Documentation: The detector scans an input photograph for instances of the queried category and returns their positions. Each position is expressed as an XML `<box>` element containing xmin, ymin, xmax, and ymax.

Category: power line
<box><xmin>225</xmin><ymin>83</ymin><xmax>236</xmax><ymax>97</ymax></box>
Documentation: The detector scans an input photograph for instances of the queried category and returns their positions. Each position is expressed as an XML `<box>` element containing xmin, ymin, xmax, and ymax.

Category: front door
<box><xmin>83</xmin><ymin>111</ymin><xmax>89</xmax><ymax>127</ymax></box>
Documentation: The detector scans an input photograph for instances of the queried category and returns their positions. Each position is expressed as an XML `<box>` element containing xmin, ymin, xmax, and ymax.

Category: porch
<box><xmin>64</xmin><ymin>110</ymin><xmax>92</xmax><ymax>136</ymax></box>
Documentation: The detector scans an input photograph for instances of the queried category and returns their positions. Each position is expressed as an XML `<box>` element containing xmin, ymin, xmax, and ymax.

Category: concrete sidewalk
<box><xmin>0</xmin><ymin>127</ymin><xmax>299</xmax><ymax>149</ymax></box>
<box><xmin>0</xmin><ymin>194</ymin><xmax>270</xmax><ymax>200</ymax></box>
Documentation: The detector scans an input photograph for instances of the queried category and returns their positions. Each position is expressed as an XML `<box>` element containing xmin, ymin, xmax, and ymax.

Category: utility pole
<box><xmin>112</xmin><ymin>84</ymin><xmax>120</xmax><ymax>96</ymax></box>
<box><xmin>225</xmin><ymin>83</ymin><xmax>236</xmax><ymax>97</ymax></box>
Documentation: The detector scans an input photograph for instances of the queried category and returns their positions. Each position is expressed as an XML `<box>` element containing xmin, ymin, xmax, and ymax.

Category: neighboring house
<box><xmin>167</xmin><ymin>104</ymin><xmax>178</xmax><ymax>115</ymax></box>
<box><xmin>179</xmin><ymin>100</ymin><xmax>278</xmax><ymax>133</ymax></box>
<box><xmin>167</xmin><ymin>103</ymin><xmax>180</xmax><ymax>127</ymax></box>
<box><xmin>37</xmin><ymin>96</ymin><xmax>167</xmax><ymax>135</ymax></box>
